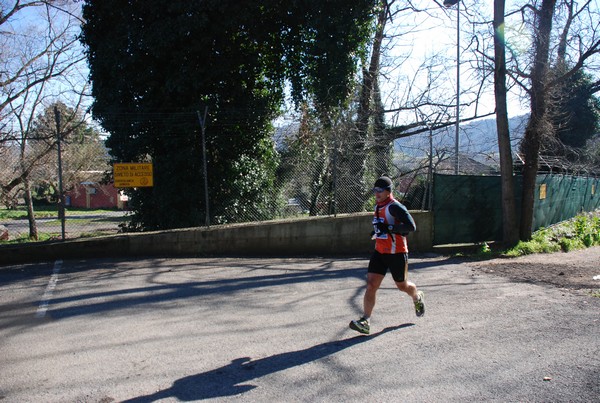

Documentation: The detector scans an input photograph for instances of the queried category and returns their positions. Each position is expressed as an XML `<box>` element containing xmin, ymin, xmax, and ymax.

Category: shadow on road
<box><xmin>122</xmin><ymin>324</ymin><xmax>413</xmax><ymax>402</ymax></box>
<box><xmin>45</xmin><ymin>263</ymin><xmax>366</xmax><ymax>320</ymax></box>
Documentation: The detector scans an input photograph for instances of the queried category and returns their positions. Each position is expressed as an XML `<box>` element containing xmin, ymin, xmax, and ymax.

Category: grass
<box><xmin>0</xmin><ymin>208</ymin><xmax>54</xmax><ymax>220</ymax></box>
<box><xmin>1</xmin><ymin>206</ymin><xmax>127</xmax><ymax>245</ymax></box>
<box><xmin>5</xmin><ymin>233</ymin><xmax>60</xmax><ymax>244</ymax></box>
<box><xmin>462</xmin><ymin>210</ymin><xmax>600</xmax><ymax>260</ymax></box>
<box><xmin>503</xmin><ymin>227</ymin><xmax>562</xmax><ymax>257</ymax></box>
<box><xmin>0</xmin><ymin>206</ymin><xmax>120</xmax><ymax>220</ymax></box>
<box><xmin>504</xmin><ymin>211</ymin><xmax>600</xmax><ymax>257</ymax></box>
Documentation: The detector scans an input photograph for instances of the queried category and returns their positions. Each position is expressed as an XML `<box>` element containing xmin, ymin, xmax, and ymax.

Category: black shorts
<box><xmin>368</xmin><ymin>251</ymin><xmax>408</xmax><ymax>283</ymax></box>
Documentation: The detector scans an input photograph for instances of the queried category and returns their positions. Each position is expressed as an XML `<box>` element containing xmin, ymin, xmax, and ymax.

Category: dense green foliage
<box><xmin>504</xmin><ymin>211</ymin><xmax>600</xmax><ymax>256</ymax></box>
<box><xmin>465</xmin><ymin>211</ymin><xmax>600</xmax><ymax>260</ymax></box>
<box><xmin>80</xmin><ymin>0</ymin><xmax>375</xmax><ymax>230</ymax></box>
<box><xmin>549</xmin><ymin>69</ymin><xmax>600</xmax><ymax>154</ymax></box>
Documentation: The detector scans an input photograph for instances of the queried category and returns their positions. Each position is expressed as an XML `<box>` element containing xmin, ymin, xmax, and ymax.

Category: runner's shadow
<box><xmin>123</xmin><ymin>323</ymin><xmax>413</xmax><ymax>402</ymax></box>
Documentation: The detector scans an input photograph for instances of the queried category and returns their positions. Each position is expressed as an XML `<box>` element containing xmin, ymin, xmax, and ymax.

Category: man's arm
<box><xmin>388</xmin><ymin>203</ymin><xmax>416</xmax><ymax>234</ymax></box>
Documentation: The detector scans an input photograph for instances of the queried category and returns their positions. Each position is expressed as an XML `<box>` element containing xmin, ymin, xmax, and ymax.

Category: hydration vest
<box><xmin>373</xmin><ymin>199</ymin><xmax>408</xmax><ymax>254</ymax></box>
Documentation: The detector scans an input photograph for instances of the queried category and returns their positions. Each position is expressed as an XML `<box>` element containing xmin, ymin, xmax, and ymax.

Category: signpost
<box><xmin>113</xmin><ymin>163</ymin><xmax>154</xmax><ymax>188</ymax></box>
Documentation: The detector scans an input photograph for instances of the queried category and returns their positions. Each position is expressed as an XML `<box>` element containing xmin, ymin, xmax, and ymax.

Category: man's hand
<box><xmin>376</xmin><ymin>222</ymin><xmax>391</xmax><ymax>234</ymax></box>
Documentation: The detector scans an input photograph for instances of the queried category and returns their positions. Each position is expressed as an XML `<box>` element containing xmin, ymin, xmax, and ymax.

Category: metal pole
<box><xmin>54</xmin><ymin>106</ymin><xmax>66</xmax><ymax>240</ymax></box>
<box><xmin>197</xmin><ymin>107</ymin><xmax>210</xmax><ymax>227</ymax></box>
<box><xmin>454</xmin><ymin>1</ymin><xmax>460</xmax><ymax>175</ymax></box>
<box><xmin>428</xmin><ymin>123</ymin><xmax>434</xmax><ymax>211</ymax></box>
<box><xmin>332</xmin><ymin>134</ymin><xmax>338</xmax><ymax>217</ymax></box>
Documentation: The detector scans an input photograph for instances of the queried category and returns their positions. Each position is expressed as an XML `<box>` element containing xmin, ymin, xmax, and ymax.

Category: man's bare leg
<box><xmin>363</xmin><ymin>273</ymin><xmax>385</xmax><ymax>319</ymax></box>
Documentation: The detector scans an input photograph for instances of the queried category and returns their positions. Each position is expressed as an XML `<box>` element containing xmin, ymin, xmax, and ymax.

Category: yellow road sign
<box><xmin>113</xmin><ymin>163</ymin><xmax>154</xmax><ymax>188</ymax></box>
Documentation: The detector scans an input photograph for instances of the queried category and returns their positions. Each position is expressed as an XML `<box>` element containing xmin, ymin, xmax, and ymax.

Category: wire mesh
<box><xmin>2</xmin><ymin>110</ymin><xmax>598</xmax><ymax>244</ymax></box>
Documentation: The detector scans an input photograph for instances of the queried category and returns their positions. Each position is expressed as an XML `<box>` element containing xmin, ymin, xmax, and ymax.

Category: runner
<box><xmin>349</xmin><ymin>176</ymin><xmax>425</xmax><ymax>335</ymax></box>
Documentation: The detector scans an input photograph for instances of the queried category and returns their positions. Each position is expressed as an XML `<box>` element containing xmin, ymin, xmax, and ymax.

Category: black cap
<box><xmin>373</xmin><ymin>176</ymin><xmax>393</xmax><ymax>191</ymax></box>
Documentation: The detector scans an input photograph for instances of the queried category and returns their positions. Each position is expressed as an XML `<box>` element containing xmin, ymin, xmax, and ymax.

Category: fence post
<box><xmin>54</xmin><ymin>106</ymin><xmax>66</xmax><ymax>240</ymax></box>
<box><xmin>197</xmin><ymin>107</ymin><xmax>210</xmax><ymax>227</ymax></box>
<box><xmin>332</xmin><ymin>133</ymin><xmax>338</xmax><ymax>217</ymax></box>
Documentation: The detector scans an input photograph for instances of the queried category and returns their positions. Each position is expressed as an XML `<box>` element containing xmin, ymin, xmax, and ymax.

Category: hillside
<box><xmin>394</xmin><ymin>115</ymin><xmax>529</xmax><ymax>165</ymax></box>
<box><xmin>274</xmin><ymin>115</ymin><xmax>530</xmax><ymax>170</ymax></box>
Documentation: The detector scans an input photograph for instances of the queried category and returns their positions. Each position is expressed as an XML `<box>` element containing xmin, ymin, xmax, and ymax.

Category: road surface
<box><xmin>1</xmin><ymin>254</ymin><xmax>598</xmax><ymax>402</ymax></box>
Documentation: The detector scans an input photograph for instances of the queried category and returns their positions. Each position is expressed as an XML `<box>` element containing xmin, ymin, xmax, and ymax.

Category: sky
<box><xmin>389</xmin><ymin>0</ymin><xmax>600</xmax><ymax>123</ymax></box>
<box><xmin>9</xmin><ymin>0</ymin><xmax>599</xmax><ymax>131</ymax></box>
<box><xmin>380</xmin><ymin>0</ymin><xmax>535</xmax><ymax>128</ymax></box>
<box><xmin>2</xmin><ymin>1</ymin><xmax>89</xmax><ymax>120</ymax></box>
<box><xmin>388</xmin><ymin>0</ymin><xmax>600</xmax><ymax>163</ymax></box>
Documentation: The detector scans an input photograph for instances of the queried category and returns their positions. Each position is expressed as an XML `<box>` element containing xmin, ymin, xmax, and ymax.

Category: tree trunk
<box><xmin>493</xmin><ymin>0</ymin><xmax>518</xmax><ymax>246</ymax></box>
<box><xmin>520</xmin><ymin>0</ymin><xmax>557</xmax><ymax>240</ymax></box>
<box><xmin>367</xmin><ymin>0</ymin><xmax>390</xmax><ymax>179</ymax></box>
<box><xmin>338</xmin><ymin>0</ymin><xmax>388</xmax><ymax>213</ymax></box>
<box><xmin>372</xmin><ymin>73</ymin><xmax>391</xmax><ymax>176</ymax></box>
<box><xmin>23</xmin><ymin>178</ymin><xmax>38</xmax><ymax>240</ymax></box>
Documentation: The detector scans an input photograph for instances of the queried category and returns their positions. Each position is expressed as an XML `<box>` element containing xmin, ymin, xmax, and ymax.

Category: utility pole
<box><xmin>454</xmin><ymin>0</ymin><xmax>460</xmax><ymax>175</ymax></box>
<box><xmin>54</xmin><ymin>106</ymin><xmax>66</xmax><ymax>240</ymax></box>
<box><xmin>197</xmin><ymin>107</ymin><xmax>210</xmax><ymax>227</ymax></box>
<box><xmin>443</xmin><ymin>0</ymin><xmax>461</xmax><ymax>175</ymax></box>
<box><xmin>418</xmin><ymin>109</ymin><xmax>435</xmax><ymax>211</ymax></box>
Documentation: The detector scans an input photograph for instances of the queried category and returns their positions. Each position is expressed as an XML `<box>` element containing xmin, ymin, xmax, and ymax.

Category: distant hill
<box><xmin>394</xmin><ymin>115</ymin><xmax>529</xmax><ymax>167</ymax></box>
<box><xmin>274</xmin><ymin>114</ymin><xmax>530</xmax><ymax>169</ymax></box>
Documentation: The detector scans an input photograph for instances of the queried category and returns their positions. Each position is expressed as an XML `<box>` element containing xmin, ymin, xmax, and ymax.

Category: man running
<box><xmin>349</xmin><ymin>176</ymin><xmax>425</xmax><ymax>335</ymax></box>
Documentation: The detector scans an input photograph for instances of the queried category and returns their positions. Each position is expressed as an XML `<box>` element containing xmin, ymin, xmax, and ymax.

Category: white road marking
<box><xmin>35</xmin><ymin>260</ymin><xmax>62</xmax><ymax>318</ymax></box>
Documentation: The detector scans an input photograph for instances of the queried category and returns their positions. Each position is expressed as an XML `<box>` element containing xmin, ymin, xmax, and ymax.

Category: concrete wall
<box><xmin>0</xmin><ymin>211</ymin><xmax>433</xmax><ymax>266</ymax></box>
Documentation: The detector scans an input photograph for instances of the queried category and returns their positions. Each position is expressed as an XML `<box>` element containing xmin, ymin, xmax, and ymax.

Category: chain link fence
<box><xmin>0</xmin><ymin>133</ymin><xmax>125</xmax><ymax>242</ymax></box>
<box><xmin>4</xmin><ymin>110</ymin><xmax>596</xmax><ymax>244</ymax></box>
<box><xmin>1</xmin><ymin>113</ymin><xmax>443</xmax><ymax>242</ymax></box>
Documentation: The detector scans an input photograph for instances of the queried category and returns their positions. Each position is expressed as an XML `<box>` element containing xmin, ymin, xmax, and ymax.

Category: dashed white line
<box><xmin>35</xmin><ymin>260</ymin><xmax>62</xmax><ymax>318</ymax></box>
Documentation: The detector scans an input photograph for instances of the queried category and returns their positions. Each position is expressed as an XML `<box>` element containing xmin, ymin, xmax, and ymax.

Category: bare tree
<box><xmin>518</xmin><ymin>0</ymin><xmax>558</xmax><ymax>240</ymax></box>
<box><xmin>494</xmin><ymin>0</ymin><xmax>519</xmax><ymax>246</ymax></box>
<box><xmin>380</xmin><ymin>1</ymin><xmax>497</xmax><ymax>155</ymax></box>
<box><xmin>317</xmin><ymin>0</ymin><xmax>503</xmax><ymax>214</ymax></box>
<box><xmin>335</xmin><ymin>0</ymin><xmax>392</xmax><ymax>214</ymax></box>
<box><xmin>431</xmin><ymin>0</ymin><xmax>600</xmax><ymax>241</ymax></box>
<box><xmin>1</xmin><ymin>1</ymin><xmax>84</xmax><ymax>130</ymax></box>
<box><xmin>0</xmin><ymin>0</ymin><xmax>89</xmax><ymax>239</ymax></box>
<box><xmin>510</xmin><ymin>0</ymin><xmax>600</xmax><ymax>239</ymax></box>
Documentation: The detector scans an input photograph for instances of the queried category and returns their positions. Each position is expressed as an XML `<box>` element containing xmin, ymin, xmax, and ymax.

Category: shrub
<box><xmin>503</xmin><ymin>211</ymin><xmax>600</xmax><ymax>257</ymax></box>
<box><xmin>559</xmin><ymin>237</ymin><xmax>585</xmax><ymax>252</ymax></box>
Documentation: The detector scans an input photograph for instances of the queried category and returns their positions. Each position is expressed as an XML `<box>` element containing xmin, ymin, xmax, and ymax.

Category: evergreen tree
<box><xmin>80</xmin><ymin>0</ymin><xmax>375</xmax><ymax>230</ymax></box>
<box><xmin>548</xmin><ymin>69</ymin><xmax>600</xmax><ymax>154</ymax></box>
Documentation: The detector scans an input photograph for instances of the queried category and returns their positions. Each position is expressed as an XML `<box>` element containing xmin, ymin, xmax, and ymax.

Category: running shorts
<box><xmin>368</xmin><ymin>250</ymin><xmax>408</xmax><ymax>283</ymax></box>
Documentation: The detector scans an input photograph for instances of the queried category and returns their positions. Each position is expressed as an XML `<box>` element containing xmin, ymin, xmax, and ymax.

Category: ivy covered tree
<box><xmin>547</xmin><ymin>69</ymin><xmax>600</xmax><ymax>155</ymax></box>
<box><xmin>80</xmin><ymin>0</ymin><xmax>375</xmax><ymax>230</ymax></box>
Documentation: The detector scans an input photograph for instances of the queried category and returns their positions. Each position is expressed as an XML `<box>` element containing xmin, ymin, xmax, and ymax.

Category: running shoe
<box><xmin>349</xmin><ymin>317</ymin><xmax>370</xmax><ymax>334</ymax></box>
<box><xmin>414</xmin><ymin>291</ymin><xmax>425</xmax><ymax>317</ymax></box>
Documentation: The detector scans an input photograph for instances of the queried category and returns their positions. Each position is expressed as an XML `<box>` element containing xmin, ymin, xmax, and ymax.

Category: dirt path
<box><xmin>467</xmin><ymin>246</ymin><xmax>600</xmax><ymax>296</ymax></box>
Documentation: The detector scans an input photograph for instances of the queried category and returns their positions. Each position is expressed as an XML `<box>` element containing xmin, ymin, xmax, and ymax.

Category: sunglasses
<box><xmin>373</xmin><ymin>187</ymin><xmax>389</xmax><ymax>193</ymax></box>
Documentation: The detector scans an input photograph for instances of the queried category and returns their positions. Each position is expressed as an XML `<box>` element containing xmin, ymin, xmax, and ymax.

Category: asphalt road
<box><xmin>0</xmin><ymin>255</ymin><xmax>598</xmax><ymax>402</ymax></box>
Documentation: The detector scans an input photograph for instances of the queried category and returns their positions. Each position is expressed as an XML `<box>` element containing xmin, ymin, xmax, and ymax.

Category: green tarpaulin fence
<box><xmin>432</xmin><ymin>174</ymin><xmax>600</xmax><ymax>245</ymax></box>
